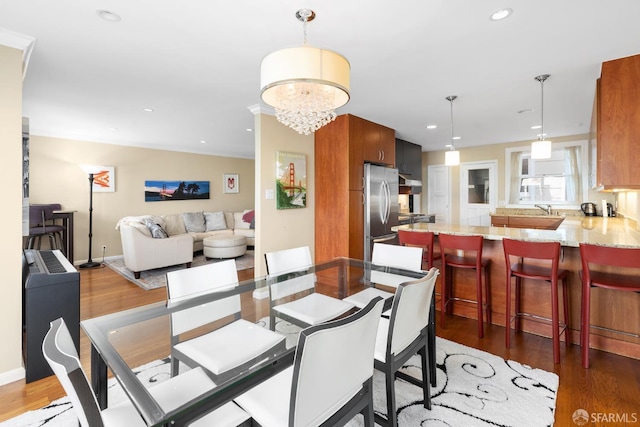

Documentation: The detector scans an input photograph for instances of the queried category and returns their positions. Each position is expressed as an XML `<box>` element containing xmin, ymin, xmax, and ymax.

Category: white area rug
<box><xmin>104</xmin><ymin>250</ymin><xmax>254</xmax><ymax>290</ymax></box>
<box><xmin>0</xmin><ymin>333</ymin><xmax>558</xmax><ymax>427</ymax></box>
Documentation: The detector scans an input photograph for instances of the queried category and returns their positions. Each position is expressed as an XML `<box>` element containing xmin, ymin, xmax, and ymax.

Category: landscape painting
<box><xmin>276</xmin><ymin>151</ymin><xmax>307</xmax><ymax>209</ymax></box>
<box><xmin>144</xmin><ymin>180</ymin><xmax>210</xmax><ymax>202</ymax></box>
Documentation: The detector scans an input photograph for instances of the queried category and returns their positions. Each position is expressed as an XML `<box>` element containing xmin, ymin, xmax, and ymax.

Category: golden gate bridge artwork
<box><xmin>276</xmin><ymin>151</ymin><xmax>307</xmax><ymax>210</ymax></box>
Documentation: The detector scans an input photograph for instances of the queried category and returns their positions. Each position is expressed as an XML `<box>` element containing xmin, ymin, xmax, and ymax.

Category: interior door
<box><xmin>459</xmin><ymin>161</ymin><xmax>497</xmax><ymax>226</ymax></box>
<box><xmin>427</xmin><ymin>165</ymin><xmax>451</xmax><ymax>225</ymax></box>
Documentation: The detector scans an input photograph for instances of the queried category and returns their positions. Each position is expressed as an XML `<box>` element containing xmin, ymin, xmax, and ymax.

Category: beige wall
<box><xmin>254</xmin><ymin>113</ymin><xmax>314</xmax><ymax>276</ymax></box>
<box><xmin>423</xmin><ymin>134</ymin><xmax>616</xmax><ymax>223</ymax></box>
<box><xmin>29</xmin><ymin>136</ymin><xmax>255</xmax><ymax>264</ymax></box>
<box><xmin>0</xmin><ymin>45</ymin><xmax>25</xmax><ymax>383</ymax></box>
<box><xmin>616</xmin><ymin>191</ymin><xmax>640</xmax><ymax>221</ymax></box>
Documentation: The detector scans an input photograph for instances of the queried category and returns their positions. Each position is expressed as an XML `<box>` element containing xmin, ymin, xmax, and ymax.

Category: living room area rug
<box><xmin>104</xmin><ymin>250</ymin><xmax>255</xmax><ymax>290</ymax></box>
<box><xmin>1</xmin><ymin>334</ymin><xmax>559</xmax><ymax>427</ymax></box>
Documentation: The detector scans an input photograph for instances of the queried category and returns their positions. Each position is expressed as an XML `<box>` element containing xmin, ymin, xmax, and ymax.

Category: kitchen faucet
<box><xmin>534</xmin><ymin>204</ymin><xmax>552</xmax><ymax>215</ymax></box>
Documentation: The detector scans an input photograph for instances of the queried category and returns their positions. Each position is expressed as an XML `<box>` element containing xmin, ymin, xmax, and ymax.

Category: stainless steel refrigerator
<box><xmin>364</xmin><ymin>163</ymin><xmax>399</xmax><ymax>262</ymax></box>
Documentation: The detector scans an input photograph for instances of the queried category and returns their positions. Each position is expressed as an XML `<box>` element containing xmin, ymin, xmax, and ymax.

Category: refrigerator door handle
<box><xmin>382</xmin><ymin>180</ymin><xmax>391</xmax><ymax>224</ymax></box>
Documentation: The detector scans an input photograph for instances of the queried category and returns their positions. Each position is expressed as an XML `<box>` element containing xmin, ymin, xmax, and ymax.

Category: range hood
<box><xmin>399</xmin><ymin>174</ymin><xmax>422</xmax><ymax>194</ymax></box>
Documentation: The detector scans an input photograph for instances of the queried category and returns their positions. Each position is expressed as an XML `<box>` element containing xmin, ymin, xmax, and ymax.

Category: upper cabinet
<box><xmin>361</xmin><ymin>118</ymin><xmax>395</xmax><ymax>166</ymax></box>
<box><xmin>594</xmin><ymin>53</ymin><xmax>640</xmax><ymax>190</ymax></box>
<box><xmin>395</xmin><ymin>138</ymin><xmax>422</xmax><ymax>178</ymax></box>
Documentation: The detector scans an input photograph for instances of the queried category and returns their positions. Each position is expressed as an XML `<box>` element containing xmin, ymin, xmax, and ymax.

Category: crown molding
<box><xmin>0</xmin><ymin>28</ymin><xmax>37</xmax><ymax>79</ymax></box>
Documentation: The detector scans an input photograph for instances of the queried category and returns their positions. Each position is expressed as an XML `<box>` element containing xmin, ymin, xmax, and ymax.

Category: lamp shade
<box><xmin>260</xmin><ymin>46</ymin><xmax>350</xmax><ymax>110</ymax></box>
<box><xmin>445</xmin><ymin>149</ymin><xmax>460</xmax><ymax>166</ymax></box>
<box><xmin>531</xmin><ymin>139</ymin><xmax>552</xmax><ymax>159</ymax></box>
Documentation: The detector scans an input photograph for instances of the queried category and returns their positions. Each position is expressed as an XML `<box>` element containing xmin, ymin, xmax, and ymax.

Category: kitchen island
<box><xmin>394</xmin><ymin>216</ymin><xmax>640</xmax><ymax>361</ymax></box>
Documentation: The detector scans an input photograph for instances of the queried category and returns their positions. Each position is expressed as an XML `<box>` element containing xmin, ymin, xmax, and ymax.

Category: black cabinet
<box><xmin>395</xmin><ymin>139</ymin><xmax>422</xmax><ymax>177</ymax></box>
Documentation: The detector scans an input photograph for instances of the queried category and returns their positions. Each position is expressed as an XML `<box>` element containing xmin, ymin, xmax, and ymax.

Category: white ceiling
<box><xmin>2</xmin><ymin>0</ymin><xmax>640</xmax><ymax>159</ymax></box>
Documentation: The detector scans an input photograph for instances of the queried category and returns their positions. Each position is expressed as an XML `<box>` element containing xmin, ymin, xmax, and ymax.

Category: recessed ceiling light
<box><xmin>143</xmin><ymin>108</ymin><xmax>154</xmax><ymax>112</ymax></box>
<box><xmin>490</xmin><ymin>8</ymin><xmax>513</xmax><ymax>21</ymax></box>
<box><xmin>445</xmin><ymin>144</ymin><xmax>453</xmax><ymax>148</ymax></box>
<box><xmin>518</xmin><ymin>109</ymin><xmax>533</xmax><ymax>114</ymax></box>
<box><xmin>531</xmin><ymin>125</ymin><xmax>542</xmax><ymax>129</ymax></box>
<box><xmin>536</xmin><ymin>133</ymin><xmax>547</xmax><ymax>138</ymax></box>
<box><xmin>246</xmin><ymin>128</ymin><xmax>253</xmax><ymax>132</ymax></box>
<box><xmin>109</xmin><ymin>127</ymin><xmax>118</xmax><ymax>131</ymax></box>
<box><xmin>200</xmin><ymin>140</ymin><xmax>207</xmax><ymax>144</ymax></box>
<box><xmin>452</xmin><ymin>136</ymin><xmax>461</xmax><ymax>140</ymax></box>
<box><xmin>96</xmin><ymin>10</ymin><xmax>121</xmax><ymax>22</ymax></box>
<box><xmin>426</xmin><ymin>125</ymin><xmax>437</xmax><ymax>129</ymax></box>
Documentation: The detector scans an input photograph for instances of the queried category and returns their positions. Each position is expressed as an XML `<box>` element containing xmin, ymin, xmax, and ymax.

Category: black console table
<box><xmin>53</xmin><ymin>210</ymin><xmax>76</xmax><ymax>263</ymax></box>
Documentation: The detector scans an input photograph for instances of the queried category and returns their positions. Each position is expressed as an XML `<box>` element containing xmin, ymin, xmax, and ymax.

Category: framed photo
<box><xmin>276</xmin><ymin>151</ymin><xmax>307</xmax><ymax>209</ymax></box>
<box><xmin>92</xmin><ymin>166</ymin><xmax>115</xmax><ymax>192</ymax></box>
<box><xmin>144</xmin><ymin>180</ymin><xmax>210</xmax><ymax>201</ymax></box>
<box><xmin>223</xmin><ymin>173</ymin><xmax>239</xmax><ymax>194</ymax></box>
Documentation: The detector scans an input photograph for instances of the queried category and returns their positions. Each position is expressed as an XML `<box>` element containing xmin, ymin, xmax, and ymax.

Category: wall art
<box><xmin>144</xmin><ymin>180</ymin><xmax>210</xmax><ymax>202</ymax></box>
<box><xmin>92</xmin><ymin>166</ymin><xmax>115</xmax><ymax>193</ymax></box>
<box><xmin>223</xmin><ymin>173</ymin><xmax>239</xmax><ymax>194</ymax></box>
<box><xmin>276</xmin><ymin>151</ymin><xmax>307</xmax><ymax>209</ymax></box>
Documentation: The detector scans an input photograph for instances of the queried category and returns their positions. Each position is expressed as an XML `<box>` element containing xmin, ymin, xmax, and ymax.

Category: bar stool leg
<box><xmin>476</xmin><ymin>268</ymin><xmax>484</xmax><ymax>338</ymax></box>
<box><xmin>441</xmin><ymin>265</ymin><xmax>448</xmax><ymax>327</ymax></box>
<box><xmin>514</xmin><ymin>277</ymin><xmax>522</xmax><ymax>332</ymax></box>
<box><xmin>505</xmin><ymin>273</ymin><xmax>512</xmax><ymax>348</ymax></box>
<box><xmin>551</xmin><ymin>278</ymin><xmax>560</xmax><ymax>364</ymax></box>
<box><xmin>562</xmin><ymin>277</ymin><xmax>571</xmax><ymax>347</ymax></box>
<box><xmin>484</xmin><ymin>265</ymin><xmax>491</xmax><ymax>325</ymax></box>
<box><xmin>581</xmin><ymin>285</ymin><xmax>591</xmax><ymax>368</ymax></box>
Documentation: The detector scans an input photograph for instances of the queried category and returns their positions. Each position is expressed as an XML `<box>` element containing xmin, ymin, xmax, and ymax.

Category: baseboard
<box><xmin>0</xmin><ymin>367</ymin><xmax>25</xmax><ymax>386</ymax></box>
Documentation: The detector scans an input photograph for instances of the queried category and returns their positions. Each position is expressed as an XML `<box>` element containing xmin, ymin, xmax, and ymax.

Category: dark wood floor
<box><xmin>1</xmin><ymin>264</ymin><xmax>639</xmax><ymax>425</ymax></box>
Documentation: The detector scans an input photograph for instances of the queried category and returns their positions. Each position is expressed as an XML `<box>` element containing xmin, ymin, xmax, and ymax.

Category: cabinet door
<box><xmin>405</xmin><ymin>141</ymin><xmax>422</xmax><ymax>177</ymax></box>
<box><xmin>348</xmin><ymin>116</ymin><xmax>366</xmax><ymax>190</ymax></box>
<box><xmin>598</xmin><ymin>54</ymin><xmax>640</xmax><ymax>189</ymax></box>
<box><xmin>490</xmin><ymin>215</ymin><xmax>508</xmax><ymax>227</ymax></box>
<box><xmin>362</xmin><ymin>119</ymin><xmax>382</xmax><ymax>163</ymax></box>
<box><xmin>379</xmin><ymin>125</ymin><xmax>396</xmax><ymax>166</ymax></box>
<box><xmin>348</xmin><ymin>190</ymin><xmax>364</xmax><ymax>260</ymax></box>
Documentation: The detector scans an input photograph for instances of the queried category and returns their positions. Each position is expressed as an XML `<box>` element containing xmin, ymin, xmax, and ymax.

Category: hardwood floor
<box><xmin>1</xmin><ymin>265</ymin><xmax>639</xmax><ymax>425</ymax></box>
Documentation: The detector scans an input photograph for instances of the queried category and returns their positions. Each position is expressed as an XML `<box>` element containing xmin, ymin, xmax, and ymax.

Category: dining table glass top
<box><xmin>81</xmin><ymin>257</ymin><xmax>428</xmax><ymax>426</ymax></box>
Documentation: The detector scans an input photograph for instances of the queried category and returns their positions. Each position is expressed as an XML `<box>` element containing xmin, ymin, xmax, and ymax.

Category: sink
<box><xmin>491</xmin><ymin>214</ymin><xmax>566</xmax><ymax>230</ymax></box>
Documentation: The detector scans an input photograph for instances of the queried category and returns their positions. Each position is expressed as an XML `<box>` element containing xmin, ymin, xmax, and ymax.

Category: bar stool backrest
<box><xmin>398</xmin><ymin>230</ymin><xmax>435</xmax><ymax>269</ymax></box>
<box><xmin>579</xmin><ymin>243</ymin><xmax>640</xmax><ymax>270</ymax></box>
<box><xmin>439</xmin><ymin>234</ymin><xmax>484</xmax><ymax>266</ymax></box>
<box><xmin>503</xmin><ymin>239</ymin><xmax>561</xmax><ymax>273</ymax></box>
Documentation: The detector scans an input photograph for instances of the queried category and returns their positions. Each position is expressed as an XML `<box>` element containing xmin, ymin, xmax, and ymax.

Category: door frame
<box><xmin>427</xmin><ymin>165</ymin><xmax>451</xmax><ymax>225</ymax></box>
<box><xmin>459</xmin><ymin>160</ymin><xmax>498</xmax><ymax>226</ymax></box>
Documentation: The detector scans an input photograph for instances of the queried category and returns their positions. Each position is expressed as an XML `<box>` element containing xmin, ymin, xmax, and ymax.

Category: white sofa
<box><xmin>116</xmin><ymin>211</ymin><xmax>255</xmax><ymax>278</ymax></box>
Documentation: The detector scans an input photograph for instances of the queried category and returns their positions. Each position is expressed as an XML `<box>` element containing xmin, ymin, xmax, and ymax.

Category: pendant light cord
<box><xmin>446</xmin><ymin>95</ymin><xmax>457</xmax><ymax>150</ymax></box>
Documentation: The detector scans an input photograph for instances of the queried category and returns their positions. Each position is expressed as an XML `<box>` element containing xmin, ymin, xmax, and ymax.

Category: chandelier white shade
<box><xmin>260</xmin><ymin>9</ymin><xmax>350</xmax><ymax>135</ymax></box>
<box><xmin>531</xmin><ymin>74</ymin><xmax>552</xmax><ymax>159</ymax></box>
<box><xmin>445</xmin><ymin>149</ymin><xmax>460</xmax><ymax>166</ymax></box>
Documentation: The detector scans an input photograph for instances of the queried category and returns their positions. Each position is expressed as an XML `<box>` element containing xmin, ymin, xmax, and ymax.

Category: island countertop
<box><xmin>393</xmin><ymin>216</ymin><xmax>640</xmax><ymax>248</ymax></box>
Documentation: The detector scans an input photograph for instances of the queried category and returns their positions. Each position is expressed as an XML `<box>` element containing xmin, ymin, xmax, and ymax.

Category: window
<box><xmin>505</xmin><ymin>140</ymin><xmax>588</xmax><ymax>207</ymax></box>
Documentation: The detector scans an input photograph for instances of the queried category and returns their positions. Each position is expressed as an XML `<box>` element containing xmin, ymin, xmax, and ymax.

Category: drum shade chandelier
<box><xmin>531</xmin><ymin>74</ymin><xmax>552</xmax><ymax>159</ymax></box>
<box><xmin>445</xmin><ymin>96</ymin><xmax>460</xmax><ymax>166</ymax></box>
<box><xmin>260</xmin><ymin>9</ymin><xmax>350</xmax><ymax>135</ymax></box>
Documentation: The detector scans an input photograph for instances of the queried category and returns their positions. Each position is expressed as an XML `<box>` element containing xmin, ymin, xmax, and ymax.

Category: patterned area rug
<box><xmin>1</xmin><ymin>332</ymin><xmax>558</xmax><ymax>427</ymax></box>
<box><xmin>104</xmin><ymin>250</ymin><xmax>254</xmax><ymax>290</ymax></box>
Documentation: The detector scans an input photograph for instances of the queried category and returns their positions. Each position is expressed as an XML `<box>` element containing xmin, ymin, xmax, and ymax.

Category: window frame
<box><xmin>504</xmin><ymin>139</ymin><xmax>588</xmax><ymax>209</ymax></box>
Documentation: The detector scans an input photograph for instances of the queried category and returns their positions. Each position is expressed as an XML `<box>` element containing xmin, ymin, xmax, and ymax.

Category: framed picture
<box><xmin>144</xmin><ymin>180</ymin><xmax>210</xmax><ymax>201</ymax></box>
<box><xmin>223</xmin><ymin>173</ymin><xmax>239</xmax><ymax>194</ymax></box>
<box><xmin>276</xmin><ymin>151</ymin><xmax>307</xmax><ymax>209</ymax></box>
<box><xmin>92</xmin><ymin>166</ymin><xmax>115</xmax><ymax>193</ymax></box>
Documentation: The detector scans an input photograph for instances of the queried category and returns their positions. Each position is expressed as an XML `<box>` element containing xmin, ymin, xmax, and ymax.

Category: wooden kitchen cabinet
<box><xmin>396</xmin><ymin>138</ymin><xmax>422</xmax><ymax>177</ymax></box>
<box><xmin>315</xmin><ymin>114</ymin><xmax>395</xmax><ymax>262</ymax></box>
<box><xmin>594</xmin><ymin>53</ymin><xmax>640</xmax><ymax>189</ymax></box>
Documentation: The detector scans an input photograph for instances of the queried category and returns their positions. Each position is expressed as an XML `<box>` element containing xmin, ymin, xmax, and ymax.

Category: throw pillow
<box><xmin>182</xmin><ymin>211</ymin><xmax>205</xmax><ymax>233</ymax></box>
<box><xmin>205</xmin><ymin>211</ymin><xmax>227</xmax><ymax>231</ymax></box>
<box><xmin>234</xmin><ymin>212</ymin><xmax>251</xmax><ymax>230</ymax></box>
<box><xmin>142</xmin><ymin>218</ymin><xmax>168</xmax><ymax>239</ymax></box>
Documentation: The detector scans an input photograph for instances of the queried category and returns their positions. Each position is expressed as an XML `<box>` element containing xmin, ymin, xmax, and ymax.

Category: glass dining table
<box><xmin>81</xmin><ymin>257</ymin><xmax>434</xmax><ymax>427</ymax></box>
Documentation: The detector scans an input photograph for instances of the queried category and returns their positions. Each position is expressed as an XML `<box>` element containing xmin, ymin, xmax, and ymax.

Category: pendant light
<box><xmin>531</xmin><ymin>74</ymin><xmax>552</xmax><ymax>159</ymax></box>
<box><xmin>445</xmin><ymin>96</ymin><xmax>460</xmax><ymax>166</ymax></box>
<box><xmin>260</xmin><ymin>9</ymin><xmax>350</xmax><ymax>135</ymax></box>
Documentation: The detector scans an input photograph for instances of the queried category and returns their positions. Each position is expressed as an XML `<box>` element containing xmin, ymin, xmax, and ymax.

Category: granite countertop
<box><xmin>393</xmin><ymin>216</ymin><xmax>640</xmax><ymax>248</ymax></box>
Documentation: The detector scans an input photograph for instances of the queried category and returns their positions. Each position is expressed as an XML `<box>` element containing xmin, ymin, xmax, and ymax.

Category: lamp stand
<box><xmin>79</xmin><ymin>173</ymin><xmax>101</xmax><ymax>269</ymax></box>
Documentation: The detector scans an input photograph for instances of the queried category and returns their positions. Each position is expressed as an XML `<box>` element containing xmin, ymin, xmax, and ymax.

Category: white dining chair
<box><xmin>342</xmin><ymin>243</ymin><xmax>423</xmax><ymax>309</ymax></box>
<box><xmin>265</xmin><ymin>246</ymin><xmax>354</xmax><ymax>328</ymax></box>
<box><xmin>43</xmin><ymin>318</ymin><xmax>250</xmax><ymax>427</ymax></box>
<box><xmin>235</xmin><ymin>297</ymin><xmax>385</xmax><ymax>427</ymax></box>
<box><xmin>167</xmin><ymin>260</ymin><xmax>286</xmax><ymax>381</ymax></box>
<box><xmin>373</xmin><ymin>267</ymin><xmax>439</xmax><ymax>427</ymax></box>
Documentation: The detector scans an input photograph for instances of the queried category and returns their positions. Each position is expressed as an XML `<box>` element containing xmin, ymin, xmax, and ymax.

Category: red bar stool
<box><xmin>503</xmin><ymin>238</ymin><xmax>570</xmax><ymax>364</ymax></box>
<box><xmin>579</xmin><ymin>243</ymin><xmax>640</xmax><ymax>368</ymax></box>
<box><xmin>398</xmin><ymin>229</ymin><xmax>438</xmax><ymax>270</ymax></box>
<box><xmin>439</xmin><ymin>233</ymin><xmax>491</xmax><ymax>338</ymax></box>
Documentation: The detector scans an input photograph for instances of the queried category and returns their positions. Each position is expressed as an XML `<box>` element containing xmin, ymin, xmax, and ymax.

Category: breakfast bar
<box><xmin>395</xmin><ymin>216</ymin><xmax>640</xmax><ymax>360</ymax></box>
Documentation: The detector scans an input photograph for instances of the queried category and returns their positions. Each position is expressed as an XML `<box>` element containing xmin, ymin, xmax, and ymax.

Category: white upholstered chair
<box><xmin>43</xmin><ymin>318</ymin><xmax>250</xmax><ymax>427</ymax></box>
<box><xmin>166</xmin><ymin>260</ymin><xmax>286</xmax><ymax>381</ymax></box>
<box><xmin>373</xmin><ymin>267</ymin><xmax>439</xmax><ymax>427</ymax></box>
<box><xmin>265</xmin><ymin>246</ymin><xmax>354</xmax><ymax>328</ymax></box>
<box><xmin>235</xmin><ymin>297</ymin><xmax>385</xmax><ymax>427</ymax></box>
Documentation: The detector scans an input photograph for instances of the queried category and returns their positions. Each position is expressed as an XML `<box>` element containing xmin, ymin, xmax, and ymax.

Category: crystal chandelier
<box><xmin>260</xmin><ymin>9</ymin><xmax>350</xmax><ymax>135</ymax></box>
<box><xmin>531</xmin><ymin>74</ymin><xmax>552</xmax><ymax>159</ymax></box>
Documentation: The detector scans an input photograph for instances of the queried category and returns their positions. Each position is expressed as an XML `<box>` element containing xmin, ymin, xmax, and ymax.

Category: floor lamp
<box><xmin>79</xmin><ymin>165</ymin><xmax>102</xmax><ymax>269</ymax></box>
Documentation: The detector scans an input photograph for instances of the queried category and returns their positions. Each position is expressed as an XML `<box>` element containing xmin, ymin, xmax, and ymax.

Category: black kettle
<box><xmin>581</xmin><ymin>202</ymin><xmax>597</xmax><ymax>216</ymax></box>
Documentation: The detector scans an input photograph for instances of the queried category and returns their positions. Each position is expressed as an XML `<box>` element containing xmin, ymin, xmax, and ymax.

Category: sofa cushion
<box><xmin>143</xmin><ymin>218</ymin><xmax>169</xmax><ymax>239</ymax></box>
<box><xmin>205</xmin><ymin>211</ymin><xmax>227</xmax><ymax>231</ymax></box>
<box><xmin>234</xmin><ymin>211</ymin><xmax>252</xmax><ymax>230</ymax></box>
<box><xmin>163</xmin><ymin>214</ymin><xmax>187</xmax><ymax>236</ymax></box>
<box><xmin>183</xmin><ymin>211</ymin><xmax>206</xmax><ymax>233</ymax></box>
